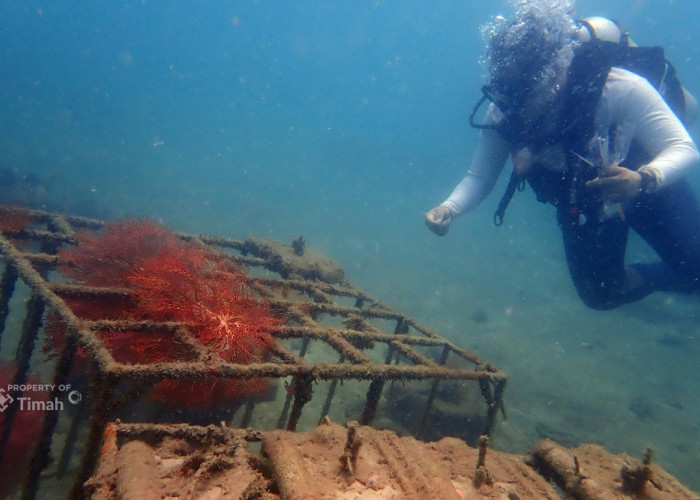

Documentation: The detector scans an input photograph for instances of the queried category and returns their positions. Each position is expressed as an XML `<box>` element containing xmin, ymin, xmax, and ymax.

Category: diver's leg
<box><xmin>629</xmin><ymin>178</ymin><xmax>700</xmax><ymax>294</ymax></box>
<box><xmin>557</xmin><ymin>208</ymin><xmax>640</xmax><ymax>310</ymax></box>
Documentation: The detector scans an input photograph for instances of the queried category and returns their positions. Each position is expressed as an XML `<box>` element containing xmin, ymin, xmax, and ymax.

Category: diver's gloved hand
<box><xmin>585</xmin><ymin>164</ymin><xmax>643</xmax><ymax>202</ymax></box>
<box><xmin>425</xmin><ymin>206</ymin><xmax>452</xmax><ymax>236</ymax></box>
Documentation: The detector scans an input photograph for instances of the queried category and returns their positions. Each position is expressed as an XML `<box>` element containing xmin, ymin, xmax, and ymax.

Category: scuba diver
<box><xmin>425</xmin><ymin>8</ymin><xmax>700</xmax><ymax>310</ymax></box>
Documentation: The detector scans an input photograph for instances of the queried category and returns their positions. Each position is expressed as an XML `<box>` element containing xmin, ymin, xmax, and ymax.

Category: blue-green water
<box><xmin>1</xmin><ymin>0</ymin><xmax>699</xmax><ymax>491</ymax></box>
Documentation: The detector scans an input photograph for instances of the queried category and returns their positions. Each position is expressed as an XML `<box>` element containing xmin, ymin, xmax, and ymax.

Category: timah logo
<box><xmin>0</xmin><ymin>384</ymin><xmax>82</xmax><ymax>413</ymax></box>
<box><xmin>0</xmin><ymin>388</ymin><xmax>14</xmax><ymax>412</ymax></box>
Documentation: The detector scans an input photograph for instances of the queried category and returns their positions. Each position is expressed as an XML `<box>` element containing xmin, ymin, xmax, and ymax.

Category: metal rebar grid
<box><xmin>0</xmin><ymin>205</ymin><xmax>507</xmax><ymax>499</ymax></box>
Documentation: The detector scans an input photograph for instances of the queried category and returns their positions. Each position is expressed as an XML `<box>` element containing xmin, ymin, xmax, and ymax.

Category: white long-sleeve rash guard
<box><xmin>441</xmin><ymin>67</ymin><xmax>699</xmax><ymax>218</ymax></box>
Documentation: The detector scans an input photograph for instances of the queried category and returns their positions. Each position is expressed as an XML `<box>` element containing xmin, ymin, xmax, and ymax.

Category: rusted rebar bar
<box><xmin>418</xmin><ymin>344</ymin><xmax>451</xmax><ymax>438</ymax></box>
<box><xmin>0</xmin><ymin>293</ymin><xmax>44</xmax><ymax>465</ymax></box>
<box><xmin>0</xmin><ymin>261</ymin><xmax>18</xmax><ymax>349</ymax></box>
<box><xmin>481</xmin><ymin>376</ymin><xmax>507</xmax><ymax>436</ymax></box>
<box><xmin>360</xmin><ymin>377</ymin><xmax>385</xmax><ymax>425</ymax></box>
<box><xmin>69</xmin><ymin>371</ymin><xmax>119</xmax><ymax>500</ymax></box>
<box><xmin>286</xmin><ymin>372</ymin><xmax>315</xmax><ymax>431</ymax></box>
<box><xmin>23</xmin><ymin>324</ymin><xmax>79</xmax><ymax>499</ymax></box>
<box><xmin>319</xmin><ymin>354</ymin><xmax>345</xmax><ymax>423</ymax></box>
<box><xmin>276</xmin><ymin>338</ymin><xmax>311</xmax><ymax>429</ymax></box>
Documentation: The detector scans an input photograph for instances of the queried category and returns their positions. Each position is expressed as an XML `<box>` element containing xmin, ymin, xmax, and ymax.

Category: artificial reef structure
<box><xmin>0</xmin><ymin>205</ymin><xmax>506</xmax><ymax>498</ymax></box>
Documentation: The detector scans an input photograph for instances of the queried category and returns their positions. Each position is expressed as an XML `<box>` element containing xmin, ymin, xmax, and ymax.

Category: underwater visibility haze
<box><xmin>1</xmin><ymin>0</ymin><xmax>700</xmax><ymax>491</ymax></box>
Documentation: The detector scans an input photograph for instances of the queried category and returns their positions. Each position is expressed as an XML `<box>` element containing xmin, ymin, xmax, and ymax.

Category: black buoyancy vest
<box><xmin>494</xmin><ymin>39</ymin><xmax>687</xmax><ymax>224</ymax></box>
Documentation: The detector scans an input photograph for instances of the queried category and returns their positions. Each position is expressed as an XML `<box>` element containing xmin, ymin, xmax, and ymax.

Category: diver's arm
<box><xmin>440</xmin><ymin>114</ymin><xmax>510</xmax><ymax>216</ymax></box>
<box><xmin>612</xmin><ymin>68</ymin><xmax>699</xmax><ymax>189</ymax></box>
<box><xmin>426</xmin><ymin>105</ymin><xmax>509</xmax><ymax>236</ymax></box>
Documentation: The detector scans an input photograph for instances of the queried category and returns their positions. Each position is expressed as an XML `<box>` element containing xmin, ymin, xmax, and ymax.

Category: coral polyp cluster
<box><xmin>52</xmin><ymin>219</ymin><xmax>281</xmax><ymax>406</ymax></box>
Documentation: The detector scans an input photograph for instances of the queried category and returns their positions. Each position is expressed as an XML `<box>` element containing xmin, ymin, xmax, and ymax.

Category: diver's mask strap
<box><xmin>469</xmin><ymin>86</ymin><xmax>502</xmax><ymax>130</ymax></box>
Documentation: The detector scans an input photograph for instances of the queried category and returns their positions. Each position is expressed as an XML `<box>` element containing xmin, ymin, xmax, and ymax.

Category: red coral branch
<box><xmin>151</xmin><ymin>376</ymin><xmax>270</xmax><ymax>409</ymax></box>
<box><xmin>58</xmin><ymin>219</ymin><xmax>180</xmax><ymax>287</ymax></box>
<box><xmin>51</xmin><ymin>219</ymin><xmax>281</xmax><ymax>408</ymax></box>
<box><xmin>127</xmin><ymin>244</ymin><xmax>280</xmax><ymax>363</ymax></box>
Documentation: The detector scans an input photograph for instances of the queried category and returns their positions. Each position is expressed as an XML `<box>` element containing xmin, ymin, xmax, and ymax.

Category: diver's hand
<box><xmin>425</xmin><ymin>206</ymin><xmax>452</xmax><ymax>236</ymax></box>
<box><xmin>585</xmin><ymin>165</ymin><xmax>642</xmax><ymax>202</ymax></box>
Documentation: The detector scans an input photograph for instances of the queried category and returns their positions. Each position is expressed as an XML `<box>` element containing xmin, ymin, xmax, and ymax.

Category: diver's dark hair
<box><xmin>489</xmin><ymin>16</ymin><xmax>551</xmax><ymax>93</ymax></box>
<box><xmin>486</xmin><ymin>12</ymin><xmax>576</xmax><ymax>105</ymax></box>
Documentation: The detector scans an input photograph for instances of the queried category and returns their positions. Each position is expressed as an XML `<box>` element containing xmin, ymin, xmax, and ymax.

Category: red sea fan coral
<box><xmin>150</xmin><ymin>375</ymin><xmax>270</xmax><ymax>409</ymax></box>
<box><xmin>58</xmin><ymin>219</ymin><xmax>181</xmax><ymax>287</ymax></box>
<box><xmin>52</xmin><ymin>219</ymin><xmax>281</xmax><ymax>407</ymax></box>
<box><xmin>43</xmin><ymin>311</ymin><xmax>195</xmax><ymax>380</ymax></box>
<box><xmin>127</xmin><ymin>244</ymin><xmax>280</xmax><ymax>363</ymax></box>
<box><xmin>98</xmin><ymin>330</ymin><xmax>196</xmax><ymax>365</ymax></box>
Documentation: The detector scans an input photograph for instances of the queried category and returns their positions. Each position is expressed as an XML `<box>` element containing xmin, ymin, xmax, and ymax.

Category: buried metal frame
<box><xmin>0</xmin><ymin>206</ymin><xmax>507</xmax><ymax>499</ymax></box>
